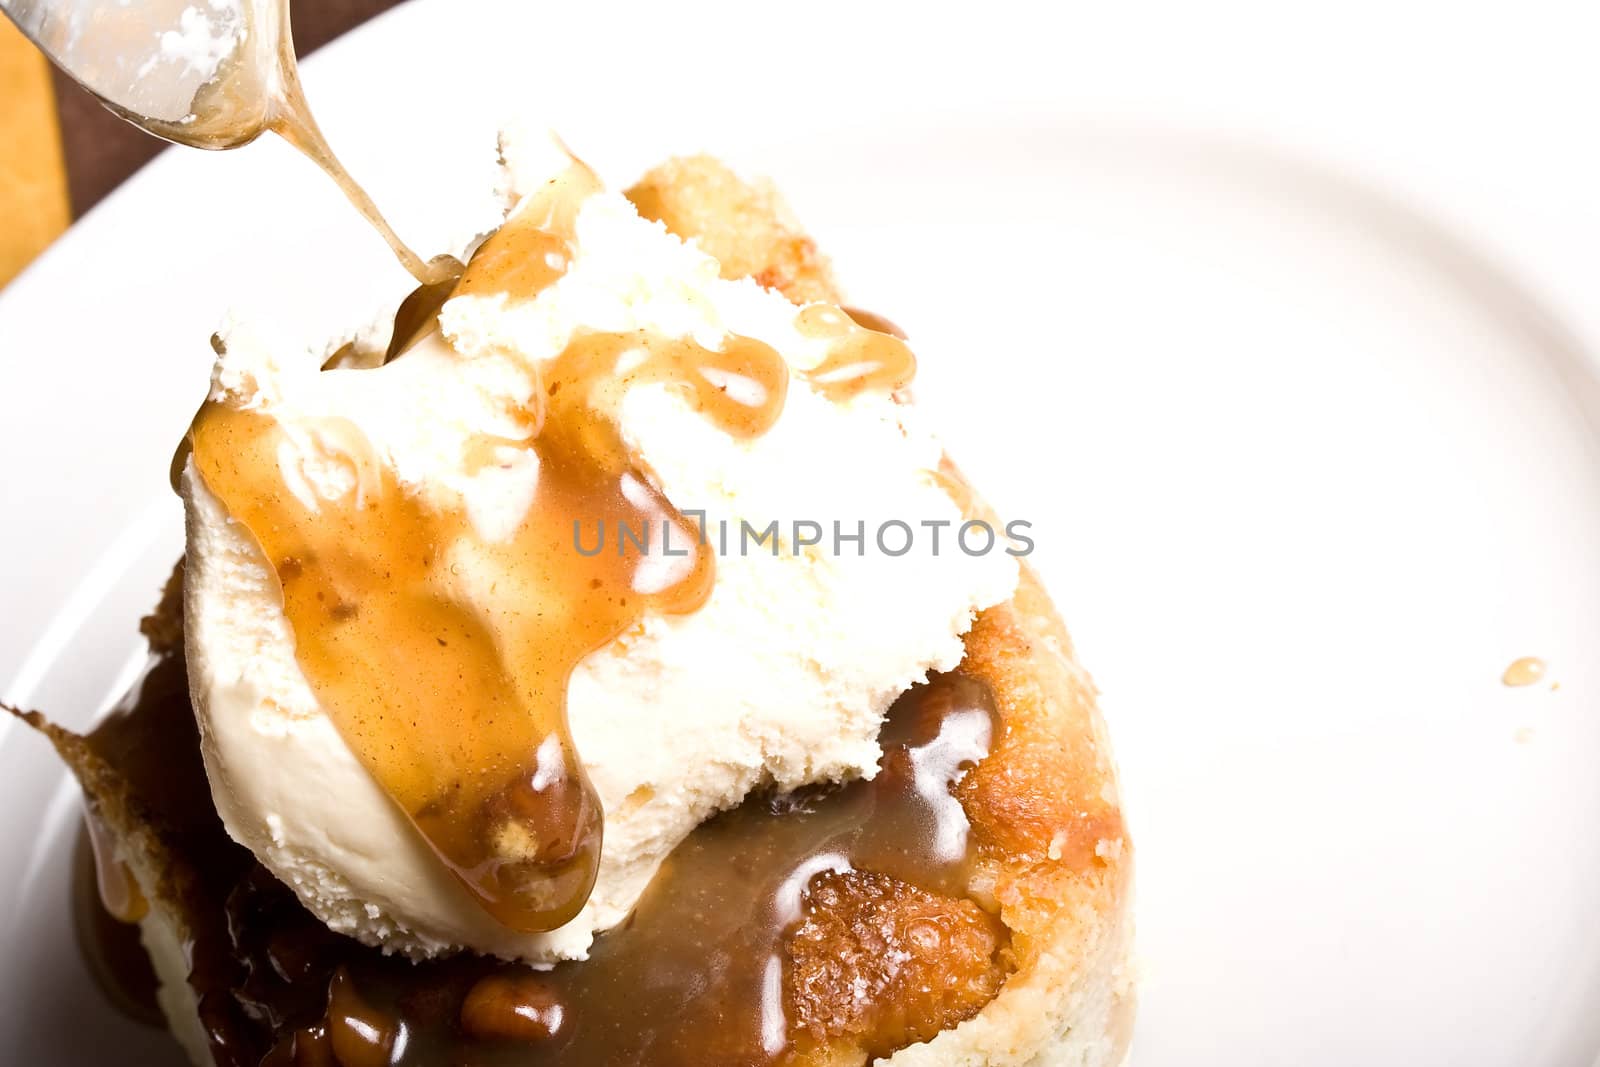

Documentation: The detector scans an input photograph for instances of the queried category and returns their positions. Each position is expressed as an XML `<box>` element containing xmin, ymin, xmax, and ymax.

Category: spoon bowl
<box><xmin>0</xmin><ymin>0</ymin><xmax>286</xmax><ymax>149</ymax></box>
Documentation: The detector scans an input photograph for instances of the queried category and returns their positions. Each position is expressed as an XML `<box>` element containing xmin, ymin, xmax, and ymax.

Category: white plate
<box><xmin>3</xmin><ymin>2</ymin><xmax>1600</xmax><ymax>1064</ymax></box>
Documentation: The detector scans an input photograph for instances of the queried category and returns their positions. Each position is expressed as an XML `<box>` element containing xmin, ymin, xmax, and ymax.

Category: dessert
<box><xmin>15</xmin><ymin>145</ymin><xmax>1134</xmax><ymax>1066</ymax></box>
<box><xmin>182</xmin><ymin>134</ymin><xmax>1015</xmax><ymax>962</ymax></box>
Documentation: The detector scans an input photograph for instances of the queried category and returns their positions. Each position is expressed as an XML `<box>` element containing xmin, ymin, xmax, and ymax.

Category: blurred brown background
<box><xmin>0</xmin><ymin>0</ymin><xmax>404</xmax><ymax>288</ymax></box>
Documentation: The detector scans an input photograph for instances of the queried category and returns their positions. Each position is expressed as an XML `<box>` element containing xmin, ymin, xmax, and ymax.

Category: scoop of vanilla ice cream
<box><xmin>182</xmin><ymin>145</ymin><xmax>1018</xmax><ymax>962</ymax></box>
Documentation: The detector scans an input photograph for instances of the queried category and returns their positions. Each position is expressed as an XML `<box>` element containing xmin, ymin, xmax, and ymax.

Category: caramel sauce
<box><xmin>260</xmin><ymin>0</ymin><xmax>461</xmax><ymax>290</ymax></box>
<box><xmin>378</xmin><ymin>274</ymin><xmax>464</xmax><ymax>366</ymax></box>
<box><xmin>73</xmin><ymin>584</ymin><xmax>1005</xmax><ymax>1066</ymax></box>
<box><xmin>451</xmin><ymin>163</ymin><xmax>601</xmax><ymax>302</ymax></box>
<box><xmin>337</xmin><ymin>158</ymin><xmax>606</xmax><ymax>370</ymax></box>
<box><xmin>796</xmin><ymin>304</ymin><xmax>917</xmax><ymax>402</ymax></box>
<box><xmin>145</xmin><ymin>0</ymin><xmax>457</xmax><ymax>288</ymax></box>
<box><xmin>361</xmin><ymin>674</ymin><xmax>1003</xmax><ymax>1065</ymax></box>
<box><xmin>268</xmin><ymin>95</ymin><xmax>460</xmax><ymax>288</ymax></box>
<box><xmin>509</xmin><ymin>673</ymin><xmax>1002</xmax><ymax>1066</ymax></box>
<box><xmin>84</xmin><ymin>811</ymin><xmax>148</xmax><ymax>924</ymax></box>
<box><xmin>324</xmin><ymin>969</ymin><xmax>399</xmax><ymax>1067</ymax></box>
<box><xmin>1502</xmin><ymin>656</ymin><xmax>1547</xmax><ymax>688</ymax></box>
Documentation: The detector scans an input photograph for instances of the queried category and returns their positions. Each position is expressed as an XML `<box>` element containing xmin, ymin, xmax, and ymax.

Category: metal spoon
<box><xmin>1</xmin><ymin>0</ymin><xmax>280</xmax><ymax>148</ymax></box>
<box><xmin>1</xmin><ymin>0</ymin><xmax>460</xmax><ymax>287</ymax></box>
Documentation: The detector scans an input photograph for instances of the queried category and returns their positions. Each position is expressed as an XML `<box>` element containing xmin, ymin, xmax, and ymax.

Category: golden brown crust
<box><xmin>138</xmin><ymin>560</ymin><xmax>186</xmax><ymax>656</ymax></box>
<box><xmin>626</xmin><ymin>156</ymin><xmax>841</xmax><ymax>304</ymax></box>
<box><xmin>959</xmin><ymin>567</ymin><xmax>1127</xmax><ymax>964</ymax></box>
<box><xmin>907</xmin><ymin>567</ymin><xmax>1133</xmax><ymax>1066</ymax></box>
<box><xmin>788</xmin><ymin>869</ymin><xmax>1009</xmax><ymax>1059</ymax></box>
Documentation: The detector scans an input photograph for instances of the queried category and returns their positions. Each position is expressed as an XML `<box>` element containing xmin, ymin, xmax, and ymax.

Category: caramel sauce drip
<box><xmin>324</xmin><ymin>968</ymin><xmax>399</xmax><ymax>1067</ymax></box>
<box><xmin>153</xmin><ymin>1</ymin><xmax>458</xmax><ymax>287</ymax></box>
<box><xmin>268</xmin><ymin>111</ymin><xmax>457</xmax><ymax>287</ymax></box>
<box><xmin>83</xmin><ymin>811</ymin><xmax>148</xmax><ymax>924</ymax></box>
<box><xmin>187</xmin><ymin>166</ymin><xmax>791</xmax><ymax>932</ymax></box>
<box><xmin>268</xmin><ymin>94</ymin><xmax>459</xmax><ymax>287</ymax></box>
<box><xmin>258</xmin><ymin>1</ymin><xmax>463</xmax><ymax>290</ymax></box>
<box><xmin>796</xmin><ymin>304</ymin><xmax>917</xmax><ymax>401</ymax></box>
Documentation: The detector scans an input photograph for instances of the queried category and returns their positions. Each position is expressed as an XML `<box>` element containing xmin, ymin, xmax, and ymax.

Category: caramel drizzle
<box><xmin>83</xmin><ymin>811</ymin><xmax>147</xmax><ymax>924</ymax></box>
<box><xmin>148</xmin><ymin>1</ymin><xmax>460</xmax><ymax>287</ymax></box>
<box><xmin>796</xmin><ymin>305</ymin><xmax>917</xmax><ymax>401</ymax></box>
<box><xmin>451</xmin><ymin>161</ymin><xmax>597</xmax><ymax>301</ymax></box>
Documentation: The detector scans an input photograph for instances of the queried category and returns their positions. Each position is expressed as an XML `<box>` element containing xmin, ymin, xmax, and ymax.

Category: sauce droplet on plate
<box><xmin>1502</xmin><ymin>657</ymin><xmax>1546</xmax><ymax>688</ymax></box>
